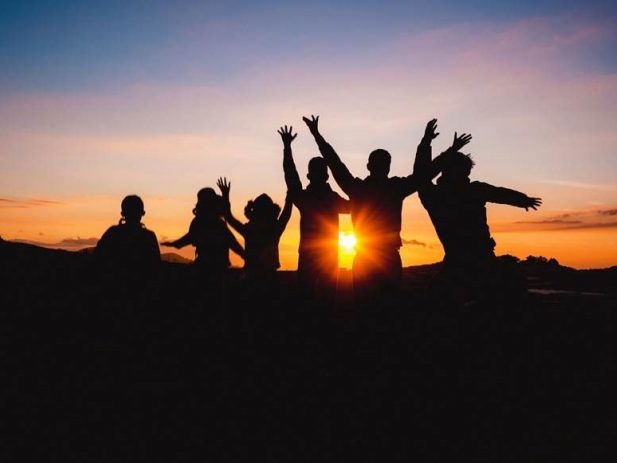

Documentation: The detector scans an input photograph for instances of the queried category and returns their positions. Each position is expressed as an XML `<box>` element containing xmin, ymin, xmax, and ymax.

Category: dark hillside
<box><xmin>2</xmin><ymin>239</ymin><xmax>615</xmax><ymax>461</ymax></box>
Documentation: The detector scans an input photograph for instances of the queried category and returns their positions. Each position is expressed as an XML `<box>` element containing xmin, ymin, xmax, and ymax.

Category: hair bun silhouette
<box><xmin>193</xmin><ymin>187</ymin><xmax>224</xmax><ymax>217</ymax></box>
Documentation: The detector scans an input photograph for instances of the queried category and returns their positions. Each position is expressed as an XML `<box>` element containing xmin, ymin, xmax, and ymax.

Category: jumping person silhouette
<box><xmin>414</xmin><ymin>125</ymin><xmax>542</xmax><ymax>304</ymax></box>
<box><xmin>95</xmin><ymin>194</ymin><xmax>160</xmax><ymax>272</ymax></box>
<box><xmin>278</xmin><ymin>124</ymin><xmax>350</xmax><ymax>306</ymax></box>
<box><xmin>302</xmin><ymin>115</ymin><xmax>468</xmax><ymax>304</ymax></box>
<box><xmin>161</xmin><ymin>186</ymin><xmax>244</xmax><ymax>273</ymax></box>
<box><xmin>217</xmin><ymin>178</ymin><xmax>293</xmax><ymax>289</ymax></box>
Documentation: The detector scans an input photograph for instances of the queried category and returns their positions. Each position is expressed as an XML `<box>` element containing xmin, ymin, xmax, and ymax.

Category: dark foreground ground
<box><xmin>2</xmin><ymin>240</ymin><xmax>616</xmax><ymax>462</ymax></box>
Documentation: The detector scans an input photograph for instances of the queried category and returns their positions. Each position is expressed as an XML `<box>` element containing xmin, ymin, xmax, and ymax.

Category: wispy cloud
<box><xmin>506</xmin><ymin>206</ymin><xmax>617</xmax><ymax>231</ymax></box>
<box><xmin>515</xmin><ymin>219</ymin><xmax>582</xmax><ymax>225</ymax></box>
<box><xmin>558</xmin><ymin>221</ymin><xmax>617</xmax><ymax>230</ymax></box>
<box><xmin>599</xmin><ymin>209</ymin><xmax>617</xmax><ymax>216</ymax></box>
<box><xmin>402</xmin><ymin>238</ymin><xmax>428</xmax><ymax>247</ymax></box>
<box><xmin>0</xmin><ymin>197</ymin><xmax>64</xmax><ymax>208</ymax></box>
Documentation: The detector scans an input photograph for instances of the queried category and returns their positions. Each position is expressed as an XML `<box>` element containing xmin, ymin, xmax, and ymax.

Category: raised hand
<box><xmin>525</xmin><ymin>197</ymin><xmax>542</xmax><ymax>211</ymax></box>
<box><xmin>277</xmin><ymin>125</ymin><xmax>297</xmax><ymax>145</ymax></box>
<box><xmin>424</xmin><ymin>118</ymin><xmax>439</xmax><ymax>141</ymax></box>
<box><xmin>216</xmin><ymin>177</ymin><xmax>231</xmax><ymax>198</ymax></box>
<box><xmin>451</xmin><ymin>131</ymin><xmax>472</xmax><ymax>152</ymax></box>
<box><xmin>216</xmin><ymin>177</ymin><xmax>232</xmax><ymax>215</ymax></box>
<box><xmin>302</xmin><ymin>115</ymin><xmax>319</xmax><ymax>134</ymax></box>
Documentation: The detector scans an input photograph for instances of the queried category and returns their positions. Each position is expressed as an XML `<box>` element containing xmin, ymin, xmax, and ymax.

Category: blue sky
<box><xmin>2</xmin><ymin>0</ymin><xmax>615</xmax><ymax>92</ymax></box>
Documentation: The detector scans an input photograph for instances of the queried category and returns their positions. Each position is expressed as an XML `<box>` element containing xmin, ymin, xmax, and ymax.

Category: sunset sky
<box><xmin>2</xmin><ymin>0</ymin><xmax>616</xmax><ymax>269</ymax></box>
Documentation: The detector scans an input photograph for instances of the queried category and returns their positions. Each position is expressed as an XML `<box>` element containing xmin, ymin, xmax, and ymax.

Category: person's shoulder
<box><xmin>470</xmin><ymin>181</ymin><xmax>493</xmax><ymax>191</ymax></box>
<box><xmin>141</xmin><ymin>226</ymin><xmax>157</xmax><ymax>239</ymax></box>
<box><xmin>100</xmin><ymin>224</ymin><xmax>121</xmax><ymax>238</ymax></box>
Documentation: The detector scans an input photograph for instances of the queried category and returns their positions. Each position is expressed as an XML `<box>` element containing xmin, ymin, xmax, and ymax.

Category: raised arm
<box><xmin>217</xmin><ymin>177</ymin><xmax>247</xmax><ymax>237</ymax></box>
<box><xmin>226</xmin><ymin>228</ymin><xmax>245</xmax><ymax>260</ymax></box>
<box><xmin>302</xmin><ymin>115</ymin><xmax>357</xmax><ymax>195</ymax></box>
<box><xmin>278</xmin><ymin>125</ymin><xmax>303</xmax><ymax>199</ymax></box>
<box><xmin>480</xmin><ymin>183</ymin><xmax>542</xmax><ymax>210</ymax></box>
<box><xmin>405</xmin><ymin>118</ymin><xmax>441</xmax><ymax>194</ymax></box>
<box><xmin>276</xmin><ymin>191</ymin><xmax>294</xmax><ymax>237</ymax></box>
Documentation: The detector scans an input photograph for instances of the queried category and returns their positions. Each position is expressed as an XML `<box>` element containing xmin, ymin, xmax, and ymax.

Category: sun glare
<box><xmin>339</xmin><ymin>232</ymin><xmax>357</xmax><ymax>253</ymax></box>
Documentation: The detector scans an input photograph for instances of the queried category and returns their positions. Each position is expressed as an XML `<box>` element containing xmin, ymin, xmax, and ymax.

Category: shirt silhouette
<box><xmin>95</xmin><ymin>195</ymin><xmax>160</xmax><ymax>271</ymax></box>
<box><xmin>279</xmin><ymin>125</ymin><xmax>350</xmax><ymax>303</ymax></box>
<box><xmin>415</xmin><ymin>136</ymin><xmax>541</xmax><ymax>268</ymax></box>
<box><xmin>161</xmin><ymin>187</ymin><xmax>244</xmax><ymax>271</ymax></box>
<box><xmin>415</xmin><ymin>134</ymin><xmax>542</xmax><ymax>303</ymax></box>
<box><xmin>218</xmin><ymin>178</ymin><xmax>292</xmax><ymax>279</ymax></box>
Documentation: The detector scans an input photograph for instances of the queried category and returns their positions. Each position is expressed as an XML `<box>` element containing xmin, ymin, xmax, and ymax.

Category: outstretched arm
<box><xmin>481</xmin><ymin>183</ymin><xmax>542</xmax><ymax>210</ymax></box>
<box><xmin>217</xmin><ymin>177</ymin><xmax>247</xmax><ymax>237</ymax></box>
<box><xmin>227</xmin><ymin>229</ymin><xmax>245</xmax><ymax>260</ymax></box>
<box><xmin>302</xmin><ymin>115</ymin><xmax>357</xmax><ymax>195</ymax></box>
<box><xmin>279</xmin><ymin>125</ymin><xmax>303</xmax><ymax>200</ymax></box>
<box><xmin>161</xmin><ymin>232</ymin><xmax>192</xmax><ymax>249</ymax></box>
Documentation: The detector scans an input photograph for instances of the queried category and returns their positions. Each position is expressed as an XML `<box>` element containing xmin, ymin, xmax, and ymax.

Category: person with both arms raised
<box><xmin>278</xmin><ymin>124</ymin><xmax>350</xmax><ymax>306</ymax></box>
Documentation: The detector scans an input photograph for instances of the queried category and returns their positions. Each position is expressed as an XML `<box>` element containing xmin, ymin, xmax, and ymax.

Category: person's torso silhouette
<box><xmin>95</xmin><ymin>195</ymin><xmax>161</xmax><ymax>273</ymax></box>
<box><xmin>417</xmin><ymin>148</ymin><xmax>542</xmax><ymax>303</ymax></box>
<box><xmin>420</xmin><ymin>178</ymin><xmax>496</xmax><ymax>266</ymax></box>
<box><xmin>161</xmin><ymin>187</ymin><xmax>244</xmax><ymax>274</ymax></box>
<box><xmin>217</xmin><ymin>178</ymin><xmax>293</xmax><ymax>285</ymax></box>
<box><xmin>302</xmin><ymin>116</ymin><xmax>443</xmax><ymax>304</ymax></box>
<box><xmin>280</xmin><ymin>125</ymin><xmax>350</xmax><ymax>304</ymax></box>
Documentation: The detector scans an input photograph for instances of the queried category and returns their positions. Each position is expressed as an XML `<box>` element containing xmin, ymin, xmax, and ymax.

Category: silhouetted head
<box><xmin>307</xmin><ymin>157</ymin><xmax>329</xmax><ymax>184</ymax></box>
<box><xmin>367</xmin><ymin>149</ymin><xmax>391</xmax><ymax>178</ymax></box>
<box><xmin>120</xmin><ymin>195</ymin><xmax>145</xmax><ymax>225</ymax></box>
<box><xmin>244</xmin><ymin>193</ymin><xmax>281</xmax><ymax>222</ymax></box>
<box><xmin>441</xmin><ymin>151</ymin><xmax>475</xmax><ymax>181</ymax></box>
<box><xmin>194</xmin><ymin>187</ymin><xmax>224</xmax><ymax>217</ymax></box>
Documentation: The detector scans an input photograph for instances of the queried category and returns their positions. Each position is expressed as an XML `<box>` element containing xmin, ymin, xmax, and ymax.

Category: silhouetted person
<box><xmin>161</xmin><ymin>186</ymin><xmax>244</xmax><ymax>273</ymax></box>
<box><xmin>95</xmin><ymin>195</ymin><xmax>160</xmax><ymax>273</ymax></box>
<box><xmin>217</xmin><ymin>178</ymin><xmax>292</xmax><ymax>288</ymax></box>
<box><xmin>415</xmin><ymin>130</ymin><xmax>542</xmax><ymax>304</ymax></box>
<box><xmin>279</xmin><ymin>124</ymin><xmax>350</xmax><ymax>306</ymax></box>
<box><xmin>302</xmin><ymin>115</ymin><xmax>463</xmax><ymax>304</ymax></box>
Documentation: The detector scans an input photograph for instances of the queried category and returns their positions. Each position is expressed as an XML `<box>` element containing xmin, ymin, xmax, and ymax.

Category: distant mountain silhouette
<box><xmin>160</xmin><ymin>252</ymin><xmax>193</xmax><ymax>264</ymax></box>
<box><xmin>2</xmin><ymin>238</ymin><xmax>193</xmax><ymax>265</ymax></box>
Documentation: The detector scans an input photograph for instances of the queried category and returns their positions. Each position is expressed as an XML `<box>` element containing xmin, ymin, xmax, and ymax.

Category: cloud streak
<box><xmin>507</xmin><ymin>206</ymin><xmax>617</xmax><ymax>231</ymax></box>
<box><xmin>402</xmin><ymin>238</ymin><xmax>428</xmax><ymax>247</ymax></box>
<box><xmin>0</xmin><ymin>197</ymin><xmax>64</xmax><ymax>208</ymax></box>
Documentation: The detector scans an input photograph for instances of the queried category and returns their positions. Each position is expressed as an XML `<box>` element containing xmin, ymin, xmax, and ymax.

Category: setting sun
<box><xmin>339</xmin><ymin>232</ymin><xmax>357</xmax><ymax>253</ymax></box>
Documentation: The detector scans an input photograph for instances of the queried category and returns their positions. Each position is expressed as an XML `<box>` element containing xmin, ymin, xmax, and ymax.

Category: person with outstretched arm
<box><xmin>217</xmin><ymin>177</ymin><xmax>293</xmax><ymax>283</ymax></box>
<box><xmin>415</xmin><ymin>126</ymin><xmax>542</xmax><ymax>304</ymax></box>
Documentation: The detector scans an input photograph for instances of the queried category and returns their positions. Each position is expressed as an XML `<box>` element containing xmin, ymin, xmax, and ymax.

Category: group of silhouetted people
<box><xmin>94</xmin><ymin>116</ymin><xmax>542</xmax><ymax>306</ymax></box>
